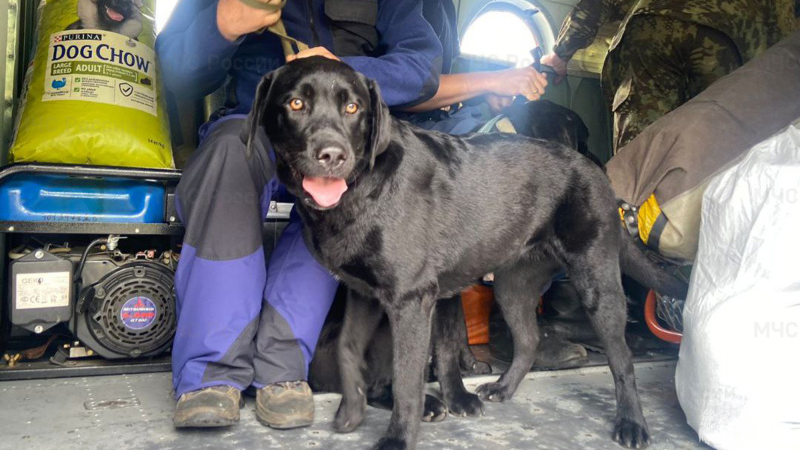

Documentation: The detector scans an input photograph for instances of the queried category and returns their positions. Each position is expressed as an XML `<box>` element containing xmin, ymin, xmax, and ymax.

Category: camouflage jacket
<box><xmin>553</xmin><ymin>0</ymin><xmax>796</xmax><ymax>62</ymax></box>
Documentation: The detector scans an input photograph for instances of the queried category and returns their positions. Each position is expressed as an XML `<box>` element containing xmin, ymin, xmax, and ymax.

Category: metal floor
<box><xmin>0</xmin><ymin>361</ymin><xmax>707</xmax><ymax>450</ymax></box>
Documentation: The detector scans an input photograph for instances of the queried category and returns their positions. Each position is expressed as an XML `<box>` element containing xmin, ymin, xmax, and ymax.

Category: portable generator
<box><xmin>8</xmin><ymin>236</ymin><xmax>177</xmax><ymax>359</ymax></box>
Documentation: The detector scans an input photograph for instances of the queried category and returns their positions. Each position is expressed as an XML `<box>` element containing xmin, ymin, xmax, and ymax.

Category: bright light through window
<box><xmin>461</xmin><ymin>11</ymin><xmax>538</xmax><ymax>68</ymax></box>
<box><xmin>156</xmin><ymin>0</ymin><xmax>180</xmax><ymax>34</ymax></box>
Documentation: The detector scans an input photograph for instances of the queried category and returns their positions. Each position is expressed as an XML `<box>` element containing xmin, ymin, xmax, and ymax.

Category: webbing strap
<box><xmin>267</xmin><ymin>19</ymin><xmax>309</xmax><ymax>56</ymax></box>
<box><xmin>495</xmin><ymin>117</ymin><xmax>517</xmax><ymax>133</ymax></box>
<box><xmin>477</xmin><ymin>114</ymin><xmax>517</xmax><ymax>134</ymax></box>
<box><xmin>237</xmin><ymin>0</ymin><xmax>286</xmax><ymax>11</ymax></box>
<box><xmin>235</xmin><ymin>0</ymin><xmax>310</xmax><ymax>56</ymax></box>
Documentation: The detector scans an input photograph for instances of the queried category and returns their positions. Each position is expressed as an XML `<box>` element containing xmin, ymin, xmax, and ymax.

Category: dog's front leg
<box><xmin>374</xmin><ymin>294</ymin><xmax>436</xmax><ymax>450</ymax></box>
<box><xmin>333</xmin><ymin>290</ymin><xmax>385</xmax><ymax>433</ymax></box>
<box><xmin>432</xmin><ymin>296</ymin><xmax>485</xmax><ymax>417</ymax></box>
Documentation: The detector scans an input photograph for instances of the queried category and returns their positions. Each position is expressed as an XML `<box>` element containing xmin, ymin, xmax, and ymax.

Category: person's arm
<box><xmin>551</xmin><ymin>0</ymin><xmax>629</xmax><ymax>62</ymax></box>
<box><xmin>542</xmin><ymin>0</ymin><xmax>630</xmax><ymax>81</ymax></box>
<box><xmin>338</xmin><ymin>0</ymin><xmax>443</xmax><ymax>108</ymax></box>
<box><xmin>403</xmin><ymin>66</ymin><xmax>548</xmax><ymax>113</ymax></box>
<box><xmin>155</xmin><ymin>0</ymin><xmax>281</xmax><ymax>99</ymax></box>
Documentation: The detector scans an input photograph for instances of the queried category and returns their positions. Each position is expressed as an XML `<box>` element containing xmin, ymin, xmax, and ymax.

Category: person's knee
<box><xmin>193</xmin><ymin>120</ymin><xmax>249</xmax><ymax>168</ymax></box>
<box><xmin>179</xmin><ymin>122</ymin><xmax>250</xmax><ymax>188</ymax></box>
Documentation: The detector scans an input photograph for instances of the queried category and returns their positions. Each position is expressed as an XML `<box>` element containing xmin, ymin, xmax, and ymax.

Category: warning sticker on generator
<box><xmin>43</xmin><ymin>31</ymin><xmax>157</xmax><ymax>116</ymax></box>
<box><xmin>15</xmin><ymin>271</ymin><xmax>71</xmax><ymax>310</ymax></box>
<box><xmin>121</xmin><ymin>297</ymin><xmax>157</xmax><ymax>330</ymax></box>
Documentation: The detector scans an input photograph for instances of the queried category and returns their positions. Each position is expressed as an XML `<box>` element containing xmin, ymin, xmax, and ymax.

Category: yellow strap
<box><xmin>495</xmin><ymin>117</ymin><xmax>517</xmax><ymax>134</ymax></box>
<box><xmin>637</xmin><ymin>194</ymin><xmax>662</xmax><ymax>246</ymax></box>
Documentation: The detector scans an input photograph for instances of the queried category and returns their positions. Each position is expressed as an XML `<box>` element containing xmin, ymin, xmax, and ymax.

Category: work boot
<box><xmin>173</xmin><ymin>385</ymin><xmax>242</xmax><ymax>428</ymax></box>
<box><xmin>256</xmin><ymin>381</ymin><xmax>315</xmax><ymax>429</ymax></box>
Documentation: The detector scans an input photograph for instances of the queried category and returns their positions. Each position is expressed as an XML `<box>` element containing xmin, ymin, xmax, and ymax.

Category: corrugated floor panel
<box><xmin>0</xmin><ymin>361</ymin><xmax>707</xmax><ymax>450</ymax></box>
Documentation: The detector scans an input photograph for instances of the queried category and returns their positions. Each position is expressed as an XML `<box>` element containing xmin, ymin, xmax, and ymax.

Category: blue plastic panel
<box><xmin>0</xmin><ymin>174</ymin><xmax>165</xmax><ymax>224</ymax></box>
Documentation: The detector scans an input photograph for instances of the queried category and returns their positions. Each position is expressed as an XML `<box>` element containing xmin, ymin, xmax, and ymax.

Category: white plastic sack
<box><xmin>675</xmin><ymin>125</ymin><xmax>800</xmax><ymax>450</ymax></box>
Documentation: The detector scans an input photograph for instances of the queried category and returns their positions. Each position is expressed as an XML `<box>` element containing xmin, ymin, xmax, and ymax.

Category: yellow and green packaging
<box><xmin>11</xmin><ymin>0</ymin><xmax>174</xmax><ymax>168</ymax></box>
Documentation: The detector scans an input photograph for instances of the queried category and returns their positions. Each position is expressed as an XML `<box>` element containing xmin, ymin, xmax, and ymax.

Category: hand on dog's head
<box><xmin>246</xmin><ymin>56</ymin><xmax>391</xmax><ymax>210</ymax></box>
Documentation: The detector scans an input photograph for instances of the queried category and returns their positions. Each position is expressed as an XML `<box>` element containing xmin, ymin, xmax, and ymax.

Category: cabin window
<box><xmin>460</xmin><ymin>1</ymin><xmax>554</xmax><ymax>68</ymax></box>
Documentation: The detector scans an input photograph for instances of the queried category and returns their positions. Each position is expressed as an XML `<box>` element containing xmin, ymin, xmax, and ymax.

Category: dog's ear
<box><xmin>366</xmin><ymin>78</ymin><xmax>391</xmax><ymax>170</ymax></box>
<box><xmin>244</xmin><ymin>72</ymin><xmax>275</xmax><ymax>159</ymax></box>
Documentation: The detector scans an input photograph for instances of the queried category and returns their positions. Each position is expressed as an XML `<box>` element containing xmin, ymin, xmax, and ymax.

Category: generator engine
<box><xmin>8</xmin><ymin>237</ymin><xmax>177</xmax><ymax>359</ymax></box>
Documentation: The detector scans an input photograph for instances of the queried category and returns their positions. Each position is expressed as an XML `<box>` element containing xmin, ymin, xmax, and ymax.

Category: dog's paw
<box><xmin>475</xmin><ymin>382</ymin><xmax>513</xmax><ymax>403</ymax></box>
<box><xmin>332</xmin><ymin>394</ymin><xmax>367</xmax><ymax>433</ymax></box>
<box><xmin>613</xmin><ymin>418</ymin><xmax>651</xmax><ymax>449</ymax></box>
<box><xmin>422</xmin><ymin>395</ymin><xmax>448</xmax><ymax>422</ymax></box>
<box><xmin>372</xmin><ymin>437</ymin><xmax>408</xmax><ymax>450</ymax></box>
<box><xmin>466</xmin><ymin>360</ymin><xmax>492</xmax><ymax>375</ymax></box>
<box><xmin>446</xmin><ymin>392</ymin><xmax>484</xmax><ymax>417</ymax></box>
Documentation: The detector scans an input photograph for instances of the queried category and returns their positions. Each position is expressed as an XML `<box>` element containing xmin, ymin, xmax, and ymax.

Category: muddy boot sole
<box><xmin>255</xmin><ymin>402</ymin><xmax>314</xmax><ymax>429</ymax></box>
<box><xmin>174</xmin><ymin>407</ymin><xmax>239</xmax><ymax>428</ymax></box>
<box><xmin>173</xmin><ymin>386</ymin><xmax>242</xmax><ymax>428</ymax></box>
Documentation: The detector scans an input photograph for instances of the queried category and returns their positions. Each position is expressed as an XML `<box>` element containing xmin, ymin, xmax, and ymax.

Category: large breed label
<box><xmin>43</xmin><ymin>31</ymin><xmax>157</xmax><ymax>116</ymax></box>
<box><xmin>15</xmin><ymin>271</ymin><xmax>71</xmax><ymax>310</ymax></box>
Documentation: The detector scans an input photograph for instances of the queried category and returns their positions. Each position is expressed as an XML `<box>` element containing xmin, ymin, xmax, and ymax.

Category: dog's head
<box><xmin>246</xmin><ymin>57</ymin><xmax>391</xmax><ymax>210</ymax></box>
<box><xmin>97</xmin><ymin>0</ymin><xmax>141</xmax><ymax>24</ymax></box>
<box><xmin>503</xmin><ymin>100</ymin><xmax>600</xmax><ymax>166</ymax></box>
<box><xmin>504</xmin><ymin>100</ymin><xmax>589</xmax><ymax>150</ymax></box>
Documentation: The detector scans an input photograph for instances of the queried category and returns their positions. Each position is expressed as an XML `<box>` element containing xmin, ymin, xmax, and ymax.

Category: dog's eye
<box><xmin>289</xmin><ymin>98</ymin><xmax>305</xmax><ymax>111</ymax></box>
<box><xmin>345</xmin><ymin>103</ymin><xmax>359</xmax><ymax>115</ymax></box>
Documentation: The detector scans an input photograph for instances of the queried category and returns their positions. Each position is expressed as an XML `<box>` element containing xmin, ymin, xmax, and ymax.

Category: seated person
<box><xmin>541</xmin><ymin>0</ymin><xmax>796</xmax><ymax>152</ymax></box>
<box><xmin>397</xmin><ymin>0</ymin><xmax>549</xmax><ymax>135</ymax></box>
<box><xmin>156</xmin><ymin>0</ymin><xmax>444</xmax><ymax>430</ymax></box>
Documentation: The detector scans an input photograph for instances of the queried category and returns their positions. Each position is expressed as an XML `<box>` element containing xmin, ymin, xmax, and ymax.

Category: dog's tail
<box><xmin>619</xmin><ymin>227</ymin><xmax>689</xmax><ymax>299</ymax></box>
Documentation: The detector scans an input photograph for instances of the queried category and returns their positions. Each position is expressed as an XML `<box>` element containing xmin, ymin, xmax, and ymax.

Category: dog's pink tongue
<box><xmin>106</xmin><ymin>6</ymin><xmax>124</xmax><ymax>22</ymax></box>
<box><xmin>302</xmin><ymin>177</ymin><xmax>348</xmax><ymax>208</ymax></box>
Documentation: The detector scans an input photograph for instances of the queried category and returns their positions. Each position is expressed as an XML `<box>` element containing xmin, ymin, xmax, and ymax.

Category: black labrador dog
<box><xmin>308</xmin><ymin>99</ymin><xmax>595</xmax><ymax>419</ymax></box>
<box><xmin>503</xmin><ymin>99</ymin><xmax>602</xmax><ymax>167</ymax></box>
<box><xmin>309</xmin><ymin>286</ymin><xmax>491</xmax><ymax>423</ymax></box>
<box><xmin>247</xmin><ymin>57</ymin><xmax>687</xmax><ymax>450</ymax></box>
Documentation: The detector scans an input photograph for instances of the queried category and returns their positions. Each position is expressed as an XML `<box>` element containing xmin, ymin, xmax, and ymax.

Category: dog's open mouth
<box><xmin>105</xmin><ymin>6</ymin><xmax>125</xmax><ymax>22</ymax></box>
<box><xmin>302</xmin><ymin>176</ymin><xmax>348</xmax><ymax>208</ymax></box>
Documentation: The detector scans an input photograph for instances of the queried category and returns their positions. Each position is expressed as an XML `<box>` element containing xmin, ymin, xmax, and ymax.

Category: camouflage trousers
<box><xmin>602</xmin><ymin>15</ymin><xmax>742</xmax><ymax>152</ymax></box>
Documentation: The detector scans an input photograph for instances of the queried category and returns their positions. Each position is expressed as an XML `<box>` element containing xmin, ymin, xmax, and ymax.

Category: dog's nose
<box><xmin>316</xmin><ymin>147</ymin><xmax>347</xmax><ymax>169</ymax></box>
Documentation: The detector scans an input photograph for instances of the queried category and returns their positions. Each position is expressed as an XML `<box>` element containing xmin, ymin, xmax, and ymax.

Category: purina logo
<box><xmin>54</xmin><ymin>33</ymin><xmax>103</xmax><ymax>43</ymax></box>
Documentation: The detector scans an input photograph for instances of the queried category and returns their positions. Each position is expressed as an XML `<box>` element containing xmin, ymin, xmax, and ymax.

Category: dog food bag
<box><xmin>10</xmin><ymin>0</ymin><xmax>173</xmax><ymax>168</ymax></box>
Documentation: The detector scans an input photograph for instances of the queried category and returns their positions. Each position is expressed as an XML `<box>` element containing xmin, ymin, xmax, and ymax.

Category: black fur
<box><xmin>307</xmin><ymin>100</ymin><xmax>595</xmax><ymax>417</ymax></box>
<box><xmin>250</xmin><ymin>57</ymin><xmax>687</xmax><ymax>450</ymax></box>
<box><xmin>308</xmin><ymin>290</ymin><xmax>490</xmax><ymax>424</ymax></box>
<box><xmin>503</xmin><ymin>99</ymin><xmax>601</xmax><ymax>166</ymax></box>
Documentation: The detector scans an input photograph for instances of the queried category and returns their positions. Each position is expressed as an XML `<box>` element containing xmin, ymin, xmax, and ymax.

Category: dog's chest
<box><xmin>310</xmin><ymin>219</ymin><xmax>397</xmax><ymax>295</ymax></box>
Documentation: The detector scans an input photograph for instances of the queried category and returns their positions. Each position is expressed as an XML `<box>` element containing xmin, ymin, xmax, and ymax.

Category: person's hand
<box><xmin>485</xmin><ymin>94</ymin><xmax>514</xmax><ymax>115</ymax></box>
<box><xmin>217</xmin><ymin>0</ymin><xmax>283</xmax><ymax>42</ymax></box>
<box><xmin>541</xmin><ymin>53</ymin><xmax>568</xmax><ymax>84</ymax></box>
<box><xmin>487</xmin><ymin>66</ymin><xmax>547</xmax><ymax>102</ymax></box>
<box><xmin>286</xmin><ymin>46</ymin><xmax>340</xmax><ymax>63</ymax></box>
